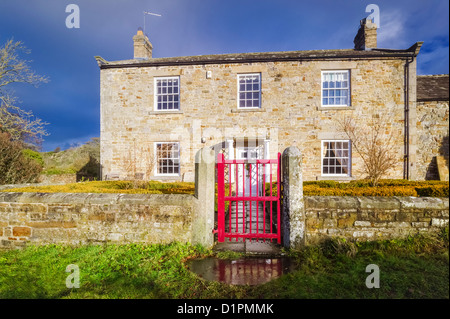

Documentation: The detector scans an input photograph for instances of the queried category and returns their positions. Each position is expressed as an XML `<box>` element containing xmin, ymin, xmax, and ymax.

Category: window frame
<box><xmin>320</xmin><ymin>139</ymin><xmax>352</xmax><ymax>177</ymax></box>
<box><xmin>237</xmin><ymin>73</ymin><xmax>262</xmax><ymax>109</ymax></box>
<box><xmin>153</xmin><ymin>76</ymin><xmax>181</xmax><ymax>112</ymax></box>
<box><xmin>321</xmin><ymin>70</ymin><xmax>351</xmax><ymax>108</ymax></box>
<box><xmin>154</xmin><ymin>142</ymin><xmax>181</xmax><ymax>176</ymax></box>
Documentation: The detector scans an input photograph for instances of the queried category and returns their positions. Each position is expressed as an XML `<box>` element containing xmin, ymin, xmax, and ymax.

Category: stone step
<box><xmin>228</xmin><ymin>212</ymin><xmax>269</xmax><ymax>218</ymax></box>
<box><xmin>228</xmin><ymin>218</ymin><xmax>271</xmax><ymax>226</ymax></box>
<box><xmin>226</xmin><ymin>221</ymin><xmax>276</xmax><ymax>230</ymax></box>
<box><xmin>228</xmin><ymin>214</ymin><xmax>270</xmax><ymax>220</ymax></box>
<box><xmin>228</xmin><ymin>221</ymin><xmax>273</xmax><ymax>228</ymax></box>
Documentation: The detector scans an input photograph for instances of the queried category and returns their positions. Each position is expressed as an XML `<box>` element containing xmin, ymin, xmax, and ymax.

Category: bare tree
<box><xmin>120</xmin><ymin>139</ymin><xmax>156</xmax><ymax>187</ymax></box>
<box><xmin>336</xmin><ymin>110</ymin><xmax>401</xmax><ymax>186</ymax></box>
<box><xmin>0</xmin><ymin>38</ymin><xmax>49</xmax><ymax>148</ymax></box>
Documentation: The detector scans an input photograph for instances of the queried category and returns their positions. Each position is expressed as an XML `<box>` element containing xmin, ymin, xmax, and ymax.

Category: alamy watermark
<box><xmin>65</xmin><ymin>4</ymin><xmax>80</xmax><ymax>29</ymax></box>
<box><xmin>366</xmin><ymin>4</ymin><xmax>380</xmax><ymax>28</ymax></box>
<box><xmin>66</xmin><ymin>264</ymin><xmax>80</xmax><ymax>288</ymax></box>
<box><xmin>365</xmin><ymin>264</ymin><xmax>380</xmax><ymax>288</ymax></box>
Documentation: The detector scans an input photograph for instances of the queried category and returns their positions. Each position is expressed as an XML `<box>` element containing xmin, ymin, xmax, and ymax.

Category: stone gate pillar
<box><xmin>193</xmin><ymin>147</ymin><xmax>215</xmax><ymax>248</ymax></box>
<box><xmin>282</xmin><ymin>146</ymin><xmax>305</xmax><ymax>249</ymax></box>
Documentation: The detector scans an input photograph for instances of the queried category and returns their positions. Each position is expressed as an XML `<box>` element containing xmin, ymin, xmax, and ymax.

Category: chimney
<box><xmin>133</xmin><ymin>28</ymin><xmax>153</xmax><ymax>59</ymax></box>
<box><xmin>353</xmin><ymin>18</ymin><xmax>377</xmax><ymax>50</ymax></box>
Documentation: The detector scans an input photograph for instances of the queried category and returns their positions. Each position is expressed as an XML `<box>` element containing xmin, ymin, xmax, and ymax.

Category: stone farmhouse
<box><xmin>95</xmin><ymin>18</ymin><xmax>449</xmax><ymax>183</ymax></box>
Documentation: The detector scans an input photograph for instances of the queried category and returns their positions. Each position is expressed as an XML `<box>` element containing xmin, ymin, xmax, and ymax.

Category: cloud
<box><xmin>417</xmin><ymin>43</ymin><xmax>450</xmax><ymax>75</ymax></box>
<box><xmin>377</xmin><ymin>9</ymin><xmax>408</xmax><ymax>49</ymax></box>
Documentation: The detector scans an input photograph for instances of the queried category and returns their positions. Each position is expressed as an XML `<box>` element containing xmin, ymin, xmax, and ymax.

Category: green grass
<box><xmin>42</xmin><ymin>168</ymin><xmax>78</xmax><ymax>175</ymax></box>
<box><xmin>0</xmin><ymin>229</ymin><xmax>448</xmax><ymax>299</ymax></box>
<box><xmin>258</xmin><ymin>229</ymin><xmax>449</xmax><ymax>299</ymax></box>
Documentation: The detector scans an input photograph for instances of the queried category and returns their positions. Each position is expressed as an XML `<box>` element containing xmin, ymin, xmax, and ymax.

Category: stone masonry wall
<box><xmin>305</xmin><ymin>196</ymin><xmax>449</xmax><ymax>244</ymax></box>
<box><xmin>416</xmin><ymin>100</ymin><xmax>449</xmax><ymax>180</ymax></box>
<box><xmin>0</xmin><ymin>192</ymin><xmax>196</xmax><ymax>249</ymax></box>
<box><xmin>1</xmin><ymin>192</ymin><xmax>447</xmax><ymax>249</ymax></box>
<box><xmin>100</xmin><ymin>57</ymin><xmax>412</xmax><ymax>182</ymax></box>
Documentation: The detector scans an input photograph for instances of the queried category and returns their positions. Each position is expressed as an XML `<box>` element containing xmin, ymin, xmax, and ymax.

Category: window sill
<box><xmin>231</xmin><ymin>108</ymin><xmax>265</xmax><ymax>113</ymax></box>
<box><xmin>150</xmin><ymin>175</ymin><xmax>182</xmax><ymax>181</ymax></box>
<box><xmin>316</xmin><ymin>175</ymin><xmax>354</xmax><ymax>181</ymax></box>
<box><xmin>149</xmin><ymin>110</ymin><xmax>183</xmax><ymax>115</ymax></box>
<box><xmin>317</xmin><ymin>106</ymin><xmax>355</xmax><ymax>111</ymax></box>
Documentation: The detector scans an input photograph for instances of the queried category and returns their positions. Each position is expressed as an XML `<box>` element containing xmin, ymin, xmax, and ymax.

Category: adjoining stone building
<box><xmin>95</xmin><ymin>18</ymin><xmax>447</xmax><ymax>183</ymax></box>
<box><xmin>416</xmin><ymin>74</ymin><xmax>449</xmax><ymax>180</ymax></box>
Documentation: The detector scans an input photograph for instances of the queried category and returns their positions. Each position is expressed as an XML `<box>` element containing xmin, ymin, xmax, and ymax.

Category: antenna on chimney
<box><xmin>143</xmin><ymin>11</ymin><xmax>162</xmax><ymax>36</ymax></box>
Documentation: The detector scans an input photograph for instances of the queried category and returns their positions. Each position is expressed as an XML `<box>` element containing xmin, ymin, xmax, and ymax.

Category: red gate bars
<box><xmin>216</xmin><ymin>152</ymin><xmax>281</xmax><ymax>243</ymax></box>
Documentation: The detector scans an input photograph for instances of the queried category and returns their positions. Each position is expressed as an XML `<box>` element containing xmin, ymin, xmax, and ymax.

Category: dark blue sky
<box><xmin>0</xmin><ymin>0</ymin><xmax>448</xmax><ymax>151</ymax></box>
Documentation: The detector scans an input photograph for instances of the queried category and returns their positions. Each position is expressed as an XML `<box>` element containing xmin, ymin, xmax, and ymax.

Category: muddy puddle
<box><xmin>188</xmin><ymin>257</ymin><xmax>296</xmax><ymax>285</ymax></box>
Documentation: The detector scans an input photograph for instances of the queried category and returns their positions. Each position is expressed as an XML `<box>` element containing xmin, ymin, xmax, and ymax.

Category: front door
<box><xmin>236</xmin><ymin>147</ymin><xmax>262</xmax><ymax>196</ymax></box>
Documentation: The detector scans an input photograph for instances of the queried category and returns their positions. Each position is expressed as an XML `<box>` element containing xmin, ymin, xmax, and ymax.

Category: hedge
<box><xmin>2</xmin><ymin>179</ymin><xmax>448</xmax><ymax>198</ymax></box>
<box><xmin>265</xmin><ymin>180</ymin><xmax>449</xmax><ymax>197</ymax></box>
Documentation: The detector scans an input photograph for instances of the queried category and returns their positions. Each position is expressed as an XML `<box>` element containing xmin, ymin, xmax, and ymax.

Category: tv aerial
<box><xmin>143</xmin><ymin>11</ymin><xmax>162</xmax><ymax>36</ymax></box>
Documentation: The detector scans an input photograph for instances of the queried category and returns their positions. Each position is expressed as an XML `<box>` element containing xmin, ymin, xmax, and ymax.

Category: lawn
<box><xmin>0</xmin><ymin>228</ymin><xmax>448</xmax><ymax>299</ymax></box>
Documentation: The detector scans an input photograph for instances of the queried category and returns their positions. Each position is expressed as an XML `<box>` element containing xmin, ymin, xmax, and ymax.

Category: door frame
<box><xmin>235</xmin><ymin>146</ymin><xmax>262</xmax><ymax>196</ymax></box>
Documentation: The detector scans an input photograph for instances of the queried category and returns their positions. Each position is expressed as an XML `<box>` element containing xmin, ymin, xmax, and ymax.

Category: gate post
<box><xmin>193</xmin><ymin>147</ymin><xmax>215</xmax><ymax>248</ymax></box>
<box><xmin>282</xmin><ymin>146</ymin><xmax>306</xmax><ymax>249</ymax></box>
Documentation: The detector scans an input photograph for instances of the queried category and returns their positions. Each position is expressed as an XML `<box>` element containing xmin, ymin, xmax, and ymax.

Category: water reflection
<box><xmin>188</xmin><ymin>257</ymin><xmax>295</xmax><ymax>285</ymax></box>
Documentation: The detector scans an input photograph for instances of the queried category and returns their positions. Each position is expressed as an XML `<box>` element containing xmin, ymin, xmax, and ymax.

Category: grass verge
<box><xmin>0</xmin><ymin>228</ymin><xmax>447</xmax><ymax>299</ymax></box>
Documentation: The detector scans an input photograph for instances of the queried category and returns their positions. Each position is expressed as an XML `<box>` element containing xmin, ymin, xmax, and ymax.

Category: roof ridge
<box><xmin>97</xmin><ymin>47</ymin><xmax>417</xmax><ymax>69</ymax></box>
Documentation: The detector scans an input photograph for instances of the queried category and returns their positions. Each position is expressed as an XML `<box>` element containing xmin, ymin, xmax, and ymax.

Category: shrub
<box><xmin>0</xmin><ymin>132</ymin><xmax>42</xmax><ymax>184</ymax></box>
<box><xmin>415</xmin><ymin>185</ymin><xmax>449</xmax><ymax>198</ymax></box>
<box><xmin>22</xmin><ymin>149</ymin><xmax>44</xmax><ymax>167</ymax></box>
<box><xmin>2</xmin><ymin>178</ymin><xmax>448</xmax><ymax>198</ymax></box>
<box><xmin>265</xmin><ymin>182</ymin><xmax>279</xmax><ymax>196</ymax></box>
<box><xmin>302</xmin><ymin>180</ymin><xmax>449</xmax><ymax>197</ymax></box>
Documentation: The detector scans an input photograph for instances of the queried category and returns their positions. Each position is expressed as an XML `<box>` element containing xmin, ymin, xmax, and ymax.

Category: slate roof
<box><xmin>96</xmin><ymin>43</ymin><xmax>422</xmax><ymax>69</ymax></box>
<box><xmin>417</xmin><ymin>74</ymin><xmax>449</xmax><ymax>102</ymax></box>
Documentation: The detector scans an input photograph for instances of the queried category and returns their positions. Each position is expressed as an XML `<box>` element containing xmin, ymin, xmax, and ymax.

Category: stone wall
<box><xmin>415</xmin><ymin>100</ymin><xmax>449</xmax><ymax>180</ymax></box>
<box><xmin>305</xmin><ymin>196</ymin><xmax>449</xmax><ymax>244</ymax></box>
<box><xmin>0</xmin><ymin>192</ymin><xmax>196</xmax><ymax>249</ymax></box>
<box><xmin>100</xmin><ymin>57</ymin><xmax>413</xmax><ymax>182</ymax></box>
<box><xmin>1</xmin><ymin>191</ymin><xmax>447</xmax><ymax>249</ymax></box>
<box><xmin>38</xmin><ymin>174</ymin><xmax>77</xmax><ymax>184</ymax></box>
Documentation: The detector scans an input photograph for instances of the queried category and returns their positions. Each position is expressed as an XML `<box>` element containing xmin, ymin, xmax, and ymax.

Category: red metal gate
<box><xmin>216</xmin><ymin>152</ymin><xmax>281</xmax><ymax>243</ymax></box>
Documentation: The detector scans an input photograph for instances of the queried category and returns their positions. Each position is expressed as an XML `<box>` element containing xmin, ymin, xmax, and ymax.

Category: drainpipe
<box><xmin>403</xmin><ymin>57</ymin><xmax>412</xmax><ymax>180</ymax></box>
<box><xmin>403</xmin><ymin>42</ymin><xmax>423</xmax><ymax>180</ymax></box>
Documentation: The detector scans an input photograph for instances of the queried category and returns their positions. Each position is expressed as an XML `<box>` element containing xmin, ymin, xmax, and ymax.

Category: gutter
<box><xmin>96</xmin><ymin>51</ymin><xmax>417</xmax><ymax>70</ymax></box>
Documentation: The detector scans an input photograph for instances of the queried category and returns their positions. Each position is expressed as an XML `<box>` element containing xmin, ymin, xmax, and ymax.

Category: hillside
<box><xmin>41</xmin><ymin>138</ymin><xmax>100</xmax><ymax>181</ymax></box>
